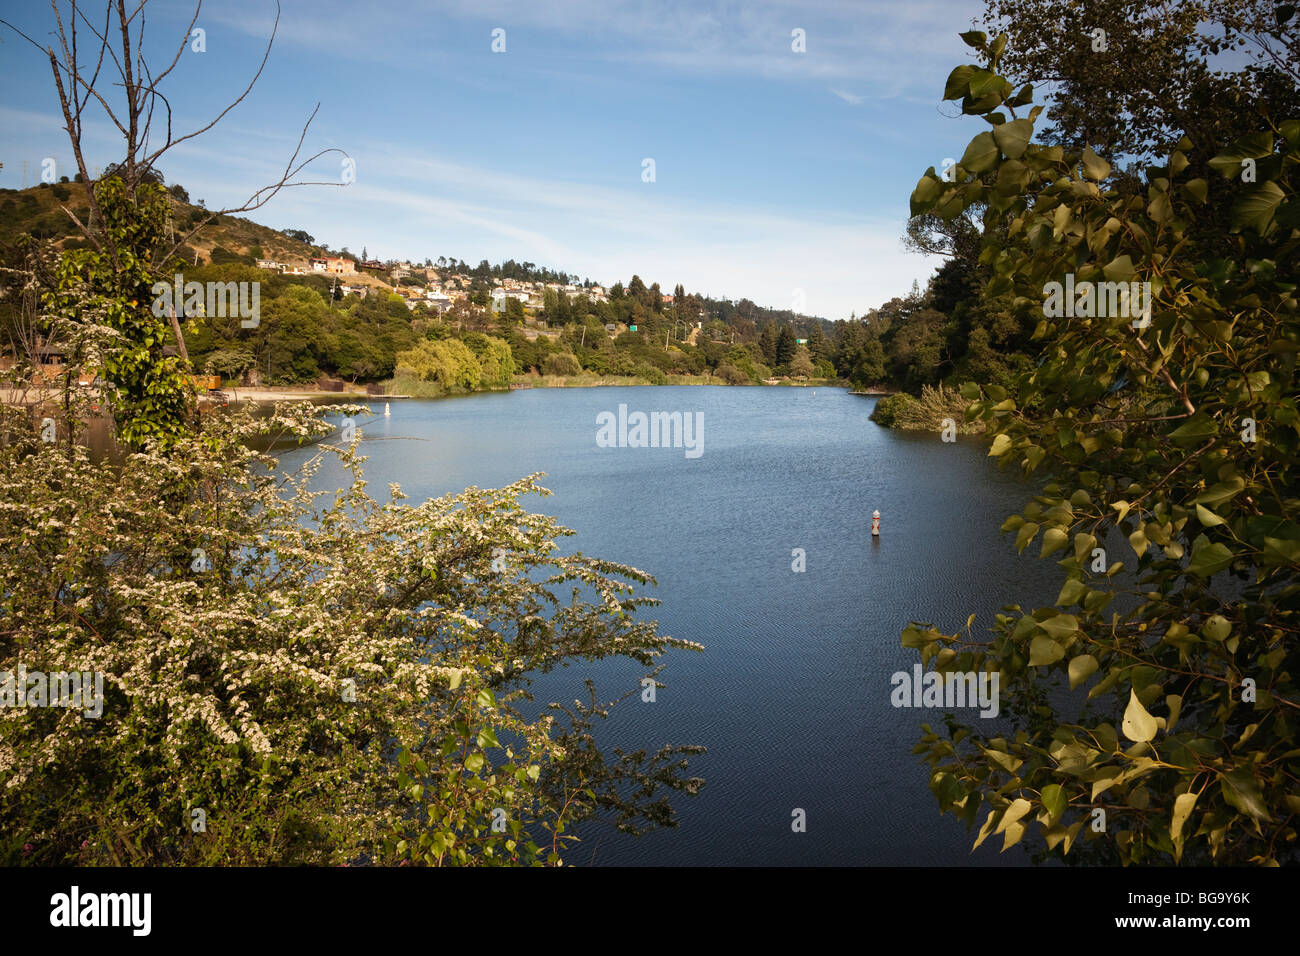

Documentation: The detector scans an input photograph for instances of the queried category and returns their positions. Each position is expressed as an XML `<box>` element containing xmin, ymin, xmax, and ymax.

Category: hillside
<box><xmin>0</xmin><ymin>179</ymin><xmax>325</xmax><ymax>267</ymax></box>
<box><xmin>0</xmin><ymin>177</ymin><xmax>1005</xmax><ymax>399</ymax></box>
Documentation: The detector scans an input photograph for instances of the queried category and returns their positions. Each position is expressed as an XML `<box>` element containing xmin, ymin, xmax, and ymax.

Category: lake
<box><xmin>278</xmin><ymin>385</ymin><xmax>1061</xmax><ymax>865</ymax></box>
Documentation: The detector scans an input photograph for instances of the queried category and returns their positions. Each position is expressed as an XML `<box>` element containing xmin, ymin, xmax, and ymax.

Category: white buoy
<box><xmin>871</xmin><ymin>509</ymin><xmax>880</xmax><ymax>536</ymax></box>
<box><xmin>384</xmin><ymin>402</ymin><xmax>391</xmax><ymax>417</ymax></box>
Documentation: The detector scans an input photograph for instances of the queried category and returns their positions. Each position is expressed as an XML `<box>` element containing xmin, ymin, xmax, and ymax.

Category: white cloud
<box><xmin>169</xmin><ymin>139</ymin><xmax>939</xmax><ymax>318</ymax></box>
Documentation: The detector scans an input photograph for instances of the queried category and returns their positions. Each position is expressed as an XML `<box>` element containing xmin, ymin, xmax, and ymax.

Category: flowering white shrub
<box><xmin>0</xmin><ymin>399</ymin><xmax>703</xmax><ymax>865</ymax></box>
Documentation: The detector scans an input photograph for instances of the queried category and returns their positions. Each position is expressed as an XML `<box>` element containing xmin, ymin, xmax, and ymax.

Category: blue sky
<box><xmin>1</xmin><ymin>0</ymin><xmax>987</xmax><ymax>319</ymax></box>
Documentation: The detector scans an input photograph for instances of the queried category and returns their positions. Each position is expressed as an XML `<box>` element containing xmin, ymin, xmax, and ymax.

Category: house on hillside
<box><xmin>309</xmin><ymin>256</ymin><xmax>356</xmax><ymax>275</ymax></box>
<box><xmin>255</xmin><ymin>259</ymin><xmax>286</xmax><ymax>272</ymax></box>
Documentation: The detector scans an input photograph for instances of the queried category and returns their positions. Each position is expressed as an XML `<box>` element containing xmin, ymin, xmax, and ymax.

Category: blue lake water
<box><xmin>277</xmin><ymin>385</ymin><xmax>1061</xmax><ymax>865</ymax></box>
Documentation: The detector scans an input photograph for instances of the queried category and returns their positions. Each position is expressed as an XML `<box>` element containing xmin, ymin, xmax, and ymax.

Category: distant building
<box><xmin>255</xmin><ymin>259</ymin><xmax>286</xmax><ymax>272</ymax></box>
<box><xmin>309</xmin><ymin>256</ymin><xmax>356</xmax><ymax>275</ymax></box>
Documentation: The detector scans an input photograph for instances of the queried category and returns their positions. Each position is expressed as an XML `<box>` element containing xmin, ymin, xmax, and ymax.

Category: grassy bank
<box><xmin>382</xmin><ymin>372</ymin><xmax>847</xmax><ymax>395</ymax></box>
<box><xmin>518</xmin><ymin>373</ymin><xmax>844</xmax><ymax>388</ymax></box>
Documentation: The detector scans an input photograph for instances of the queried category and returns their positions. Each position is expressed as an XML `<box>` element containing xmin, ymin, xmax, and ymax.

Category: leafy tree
<box><xmin>789</xmin><ymin>347</ymin><xmax>815</xmax><ymax>379</ymax></box>
<box><xmin>759</xmin><ymin>324</ymin><xmax>779</xmax><ymax>365</ymax></box>
<box><xmin>45</xmin><ymin>176</ymin><xmax>193</xmax><ymax>447</ymax></box>
<box><xmin>978</xmin><ymin>0</ymin><xmax>1299</xmax><ymax>166</ymax></box>
<box><xmin>905</xmin><ymin>31</ymin><xmax>1299</xmax><ymax>865</ymax></box>
<box><xmin>396</xmin><ymin>337</ymin><xmax>483</xmax><ymax>390</ymax></box>
<box><xmin>542</xmin><ymin>352</ymin><xmax>582</xmax><ymax>377</ymax></box>
<box><xmin>774</xmin><ymin>325</ymin><xmax>797</xmax><ymax>368</ymax></box>
<box><xmin>806</xmin><ymin>323</ymin><xmax>829</xmax><ymax>363</ymax></box>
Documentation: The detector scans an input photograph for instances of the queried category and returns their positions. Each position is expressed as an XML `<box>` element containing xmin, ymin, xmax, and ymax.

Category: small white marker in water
<box><xmin>871</xmin><ymin>509</ymin><xmax>880</xmax><ymax>536</ymax></box>
<box><xmin>384</xmin><ymin>402</ymin><xmax>391</xmax><ymax>417</ymax></box>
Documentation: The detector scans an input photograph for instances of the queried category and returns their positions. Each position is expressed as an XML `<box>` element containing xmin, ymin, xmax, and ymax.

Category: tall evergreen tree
<box><xmin>774</xmin><ymin>326</ymin><xmax>797</xmax><ymax>368</ymax></box>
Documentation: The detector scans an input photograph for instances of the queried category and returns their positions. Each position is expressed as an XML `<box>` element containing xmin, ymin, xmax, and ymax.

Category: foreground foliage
<box><xmin>0</xmin><ymin>401</ymin><xmax>703</xmax><ymax>864</ymax></box>
<box><xmin>904</xmin><ymin>32</ymin><xmax>1298</xmax><ymax>864</ymax></box>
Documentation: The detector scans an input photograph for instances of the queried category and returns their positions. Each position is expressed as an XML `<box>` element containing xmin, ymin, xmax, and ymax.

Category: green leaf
<box><xmin>1170</xmin><ymin>791</ymin><xmax>1198</xmax><ymax>860</ymax></box>
<box><xmin>1056</xmin><ymin>578</ymin><xmax>1087</xmax><ymax>606</ymax></box>
<box><xmin>1029</xmin><ymin>634</ymin><xmax>1065</xmax><ymax>666</ymax></box>
<box><xmin>971</xmin><ymin>808</ymin><xmax>998</xmax><ymax>851</ymax></box>
<box><xmin>960</xmin><ymin>131</ymin><xmax>1000</xmax><ymax>173</ymax></box>
<box><xmin>1001</xmin><ymin>820</ymin><xmax>1027</xmax><ymax>851</ymax></box>
<box><xmin>1219</xmin><ymin>769</ymin><xmax>1270</xmax><ymax>822</ymax></box>
<box><xmin>992</xmin><ymin>119</ymin><xmax>1034</xmax><ymax>160</ymax></box>
<box><xmin>1147</xmin><ymin>191</ymin><xmax>1173</xmax><ymax>226</ymax></box>
<box><xmin>988</xmin><ymin>433</ymin><xmax>1012</xmax><ymax>456</ymax></box>
<box><xmin>1195</xmin><ymin>503</ymin><xmax>1226</xmax><ymax>527</ymax></box>
<box><xmin>1041</xmin><ymin>784</ymin><xmax>1067</xmax><ymax>824</ymax></box>
<box><xmin>1188</xmin><ymin>539</ymin><xmax>1234</xmax><ymax>577</ymax></box>
<box><xmin>1201</xmin><ymin>614</ymin><xmax>1231</xmax><ymax>642</ymax></box>
<box><xmin>1102</xmin><ymin>255</ymin><xmax>1136</xmax><ymax>282</ymax></box>
<box><xmin>1040</xmin><ymin>526</ymin><xmax>1069</xmax><ymax>558</ymax></box>
<box><xmin>464</xmin><ymin>752</ymin><xmax>485</xmax><ymax>773</ymax></box>
<box><xmin>958</xmin><ymin>30</ymin><xmax>987</xmax><ymax>50</ymax></box>
<box><xmin>910</xmin><ymin>174</ymin><xmax>943</xmax><ymax>216</ymax></box>
<box><xmin>1232</xmin><ymin>181</ymin><xmax>1285</xmax><ymax>234</ymax></box>
<box><xmin>1080</xmin><ymin>147</ymin><xmax>1111</xmax><ymax>181</ymax></box>
<box><xmin>995</xmin><ymin>797</ymin><xmax>1032</xmax><ymax>834</ymax></box>
<box><xmin>1015</xmin><ymin>521</ymin><xmax>1039</xmax><ymax>554</ymax></box>
<box><xmin>1068</xmin><ymin>654</ymin><xmax>1099</xmax><ymax>689</ymax></box>
<box><xmin>969</xmin><ymin>69</ymin><xmax>1004</xmax><ymax>98</ymax></box>
<box><xmin>1122</xmin><ymin>689</ymin><xmax>1159</xmax><ymax>743</ymax></box>
<box><xmin>1195</xmin><ymin>476</ymin><xmax>1245</xmax><ymax>507</ymax></box>
<box><xmin>1038</xmin><ymin>614</ymin><xmax>1079</xmax><ymax>640</ymax></box>
<box><xmin>943</xmin><ymin>64</ymin><xmax>976</xmax><ymax>100</ymax></box>
<box><xmin>1208</xmin><ymin>131</ymin><xmax>1275</xmax><ymax>176</ymax></box>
